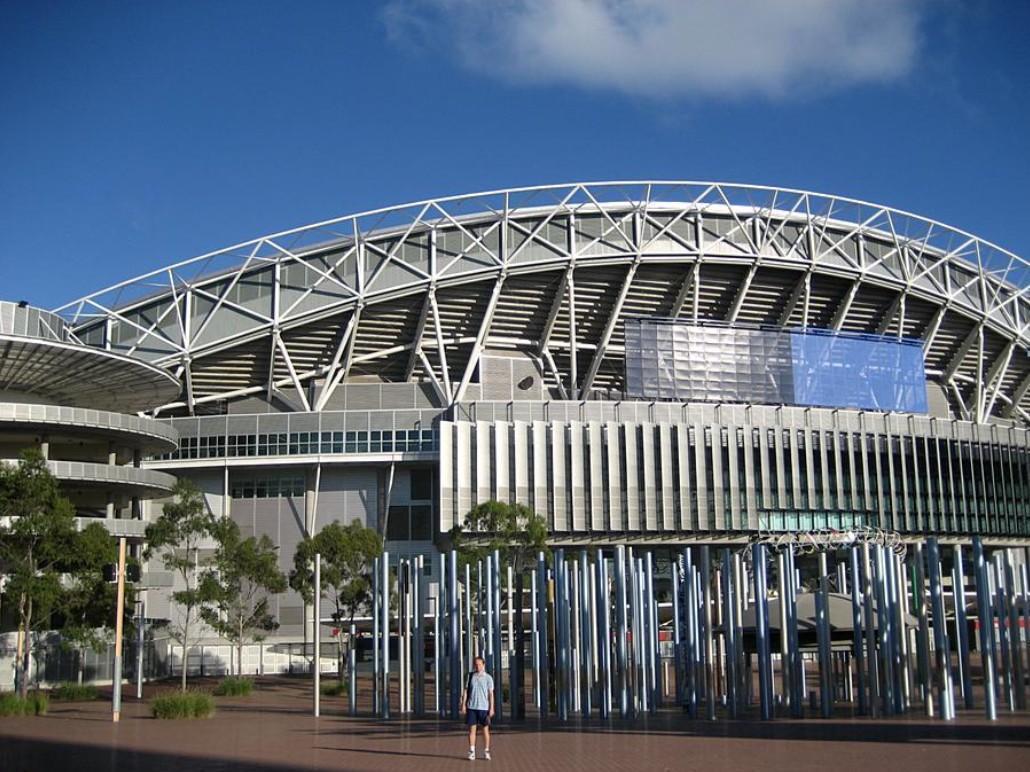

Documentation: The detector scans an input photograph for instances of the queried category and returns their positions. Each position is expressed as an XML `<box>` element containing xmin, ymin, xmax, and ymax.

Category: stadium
<box><xmin>28</xmin><ymin>180</ymin><xmax>1030</xmax><ymax>678</ymax></box>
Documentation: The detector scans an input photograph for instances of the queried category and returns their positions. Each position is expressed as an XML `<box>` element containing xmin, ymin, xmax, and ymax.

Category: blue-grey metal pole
<box><xmin>874</xmin><ymin>547</ymin><xmax>893</xmax><ymax>715</ymax></box>
<box><xmin>373</xmin><ymin>556</ymin><xmax>380</xmax><ymax>716</ymax></box>
<box><xmin>993</xmin><ymin>554</ymin><xmax>1014</xmax><ymax>711</ymax></box>
<box><xmin>437</xmin><ymin>551</ymin><xmax>446</xmax><ymax>715</ymax></box>
<box><xmin>683</xmin><ymin>548</ymin><xmax>697</xmax><ymax>716</ymax></box>
<box><xmin>785</xmin><ymin>548</ymin><xmax>803</xmax><ymax>718</ymax></box>
<box><xmin>615</xmin><ymin>545</ymin><xmax>629</xmax><ymax>718</ymax></box>
<box><xmin>381</xmin><ymin>551</ymin><xmax>390</xmax><ymax>718</ymax></box>
<box><xmin>817</xmin><ymin>551</ymin><xmax>832</xmax><ymax>718</ymax></box>
<box><xmin>633</xmin><ymin>555</ymin><xmax>646</xmax><ymax>713</ymax></box>
<box><xmin>885</xmin><ymin>549</ymin><xmax>903</xmax><ymax>715</ymax></box>
<box><xmin>415</xmin><ymin>555</ymin><xmax>424</xmax><ymax>716</ymax></box>
<box><xmin>701</xmin><ymin>545</ymin><xmax>716</xmax><ymax>720</ymax></box>
<box><xmin>314</xmin><ymin>553</ymin><xmax>321</xmax><ymax>718</ymax></box>
<box><xmin>952</xmin><ymin>545</ymin><xmax>973</xmax><ymax>709</ymax></box>
<box><xmin>580</xmin><ymin>549</ymin><xmax>592</xmax><ymax>717</ymax></box>
<box><xmin>672</xmin><ymin>557</ymin><xmax>683</xmax><ymax>708</ymax></box>
<box><xmin>927</xmin><ymin>538</ymin><xmax>955</xmax><ymax>719</ymax></box>
<box><xmin>972</xmin><ymin>537</ymin><xmax>997</xmax><ymax>720</ymax></box>
<box><xmin>467</xmin><ymin>562</ymin><xmax>474</xmax><ymax>677</ymax></box>
<box><xmin>531</xmin><ymin>566</ymin><xmax>540</xmax><ymax>710</ymax></box>
<box><xmin>537</xmin><ymin>551</ymin><xmax>550</xmax><ymax>718</ymax></box>
<box><xmin>597</xmin><ymin>549</ymin><xmax>611</xmax><ymax>719</ymax></box>
<box><xmin>492</xmin><ymin>548</ymin><xmax>503</xmax><ymax>720</ymax></box>
<box><xmin>448</xmin><ymin>549</ymin><xmax>460</xmax><ymax>718</ymax></box>
<box><xmin>485</xmin><ymin>554</ymin><xmax>494</xmax><ymax>669</ymax></box>
<box><xmin>349</xmin><ymin>623</ymin><xmax>357</xmax><ymax>715</ymax></box>
<box><xmin>555</xmin><ymin>548</ymin><xmax>568</xmax><ymax>720</ymax></box>
<box><xmin>1003</xmin><ymin>551</ymin><xmax>1026</xmax><ymax>710</ymax></box>
<box><xmin>721</xmin><ymin>548</ymin><xmax>737</xmax><ymax>718</ymax></box>
<box><xmin>849</xmin><ymin>546</ymin><xmax>866</xmax><ymax>715</ymax></box>
<box><xmin>753</xmin><ymin>543</ymin><xmax>773</xmax><ymax>720</ymax></box>
<box><xmin>913</xmin><ymin>543</ymin><xmax>932</xmax><ymax>715</ymax></box>
<box><xmin>777</xmin><ymin>551</ymin><xmax>790</xmax><ymax>711</ymax></box>
<box><xmin>646</xmin><ymin>551</ymin><xmax>659</xmax><ymax>712</ymax></box>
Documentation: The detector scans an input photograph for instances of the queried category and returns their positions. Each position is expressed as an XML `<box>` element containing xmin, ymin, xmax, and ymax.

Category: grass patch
<box><xmin>51</xmin><ymin>682</ymin><xmax>99</xmax><ymax>702</ymax></box>
<box><xmin>0</xmin><ymin>691</ymin><xmax>48</xmax><ymax>717</ymax></box>
<box><xmin>150</xmin><ymin>691</ymin><xmax>215</xmax><ymax>719</ymax></box>
<box><xmin>320</xmin><ymin>680</ymin><xmax>349</xmax><ymax>697</ymax></box>
<box><xmin>213</xmin><ymin>676</ymin><xmax>253</xmax><ymax>697</ymax></box>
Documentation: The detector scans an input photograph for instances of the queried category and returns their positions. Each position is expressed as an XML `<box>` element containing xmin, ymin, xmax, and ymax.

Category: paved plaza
<box><xmin>1</xmin><ymin>678</ymin><xmax>1028</xmax><ymax>772</ymax></box>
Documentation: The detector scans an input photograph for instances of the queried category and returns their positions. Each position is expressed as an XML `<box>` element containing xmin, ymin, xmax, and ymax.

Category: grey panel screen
<box><xmin>625</xmin><ymin>320</ymin><xmax>928</xmax><ymax>413</ymax></box>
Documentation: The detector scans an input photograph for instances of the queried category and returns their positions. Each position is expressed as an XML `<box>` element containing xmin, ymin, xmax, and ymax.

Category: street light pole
<box><xmin>112</xmin><ymin>536</ymin><xmax>127</xmax><ymax>722</ymax></box>
<box><xmin>314</xmin><ymin>552</ymin><xmax>321</xmax><ymax>717</ymax></box>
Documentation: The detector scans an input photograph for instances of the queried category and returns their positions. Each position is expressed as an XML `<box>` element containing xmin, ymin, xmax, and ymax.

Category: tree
<box><xmin>59</xmin><ymin>522</ymin><xmax>126</xmax><ymax>685</ymax></box>
<box><xmin>290</xmin><ymin>520</ymin><xmax>382</xmax><ymax>686</ymax></box>
<box><xmin>0</xmin><ymin>449</ymin><xmax>79</xmax><ymax>698</ymax></box>
<box><xmin>144</xmin><ymin>478</ymin><xmax>213</xmax><ymax>691</ymax></box>
<box><xmin>199</xmin><ymin>518</ymin><xmax>288</xmax><ymax>676</ymax></box>
<box><xmin>451</xmin><ymin>500</ymin><xmax>549</xmax><ymax>718</ymax></box>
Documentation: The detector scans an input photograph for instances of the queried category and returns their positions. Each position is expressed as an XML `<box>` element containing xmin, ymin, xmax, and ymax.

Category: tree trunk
<box><xmin>20</xmin><ymin>595</ymin><xmax>34</xmax><ymax>700</ymax></box>
<box><xmin>78</xmin><ymin>646</ymin><xmax>85</xmax><ymax>685</ymax></box>
<box><xmin>180</xmin><ymin>610</ymin><xmax>190</xmax><ymax>692</ymax></box>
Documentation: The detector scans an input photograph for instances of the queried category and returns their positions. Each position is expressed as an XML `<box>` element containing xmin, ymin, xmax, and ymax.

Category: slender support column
<box><xmin>753</xmin><ymin>543</ymin><xmax>773</xmax><ymax>720</ymax></box>
<box><xmin>597</xmin><ymin>549</ymin><xmax>612</xmax><ymax>719</ymax></box>
<box><xmin>993</xmin><ymin>554</ymin><xmax>1014</xmax><ymax>711</ymax></box>
<box><xmin>349</xmin><ymin>623</ymin><xmax>357</xmax><ymax>715</ymax></box>
<box><xmin>492</xmin><ymin>549</ymin><xmax>504</xmax><ymax>720</ymax></box>
<box><xmin>467</xmin><ymin>562</ymin><xmax>474</xmax><ymax>676</ymax></box>
<box><xmin>972</xmin><ymin>537</ymin><xmax>997</xmax><ymax>720</ymax></box>
<box><xmin>683</xmin><ymin>548</ymin><xmax>697</xmax><ymax>716</ymax></box>
<box><xmin>785</xmin><ymin>548</ymin><xmax>803</xmax><ymax>718</ymax></box>
<box><xmin>720</xmin><ymin>548</ymin><xmax>737</xmax><ymax>718</ymax></box>
<box><xmin>555</xmin><ymin>549</ymin><xmax>568</xmax><ymax>720</ymax></box>
<box><xmin>615</xmin><ymin>545</ymin><xmax>629</xmax><ymax>718</ymax></box>
<box><xmin>646</xmin><ymin>551</ymin><xmax>659</xmax><ymax>712</ymax></box>
<box><xmin>373</xmin><ymin>556</ymin><xmax>380</xmax><ymax>716</ymax></box>
<box><xmin>436</xmin><ymin>552</ymin><xmax>445</xmax><ymax>715</ymax></box>
<box><xmin>913</xmin><ymin>544</ymin><xmax>933</xmax><ymax>715</ymax></box>
<box><xmin>531</xmin><ymin>567</ymin><xmax>540</xmax><ymax>710</ymax></box>
<box><xmin>111</xmin><ymin>536</ymin><xmax>127</xmax><ymax>723</ymax></box>
<box><xmin>849</xmin><ymin>546</ymin><xmax>866</xmax><ymax>715</ymax></box>
<box><xmin>816</xmin><ymin>551</ymin><xmax>832</xmax><ymax>718</ymax></box>
<box><xmin>952</xmin><ymin>545</ymin><xmax>973</xmax><ymax>709</ymax></box>
<box><xmin>874</xmin><ymin>547</ymin><xmax>894</xmax><ymax>715</ymax></box>
<box><xmin>701</xmin><ymin>546</ymin><xmax>716</xmax><ymax>720</ymax></box>
<box><xmin>314</xmin><ymin>553</ymin><xmax>321</xmax><ymax>717</ymax></box>
<box><xmin>449</xmin><ymin>549</ymin><xmax>460</xmax><ymax>718</ymax></box>
<box><xmin>580</xmin><ymin>549</ymin><xmax>592</xmax><ymax>717</ymax></box>
<box><xmin>415</xmin><ymin>555</ymin><xmax>425</xmax><ymax>716</ymax></box>
<box><xmin>861</xmin><ymin>544</ymin><xmax>880</xmax><ymax>717</ymax></box>
<box><xmin>1003</xmin><ymin>552</ymin><xmax>1026</xmax><ymax>710</ymax></box>
<box><xmin>537</xmin><ymin>551</ymin><xmax>550</xmax><ymax>718</ymax></box>
<box><xmin>927</xmin><ymin>538</ymin><xmax>955</xmax><ymax>719</ymax></box>
<box><xmin>381</xmin><ymin>551</ymin><xmax>390</xmax><ymax>718</ymax></box>
<box><xmin>672</xmin><ymin>558</ymin><xmax>683</xmax><ymax>709</ymax></box>
<box><xmin>777</xmin><ymin>551</ymin><xmax>790</xmax><ymax>710</ymax></box>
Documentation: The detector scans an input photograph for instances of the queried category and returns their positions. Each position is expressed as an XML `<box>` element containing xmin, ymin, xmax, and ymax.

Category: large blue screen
<box><xmin>624</xmin><ymin>320</ymin><xmax>929</xmax><ymax>413</ymax></box>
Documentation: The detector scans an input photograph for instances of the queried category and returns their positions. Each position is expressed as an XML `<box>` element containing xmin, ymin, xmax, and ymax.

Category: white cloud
<box><xmin>384</xmin><ymin>0</ymin><xmax>928</xmax><ymax>100</ymax></box>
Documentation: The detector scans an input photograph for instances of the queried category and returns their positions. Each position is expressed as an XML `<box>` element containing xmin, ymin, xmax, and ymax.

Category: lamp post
<box><xmin>112</xmin><ymin>536</ymin><xmax>127</xmax><ymax>722</ymax></box>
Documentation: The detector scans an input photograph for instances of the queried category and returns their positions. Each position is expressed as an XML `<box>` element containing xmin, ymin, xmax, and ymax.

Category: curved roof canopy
<box><xmin>1</xmin><ymin>301</ymin><xmax>180</xmax><ymax>412</ymax></box>
<box><xmin>53</xmin><ymin>182</ymin><xmax>1030</xmax><ymax>424</ymax></box>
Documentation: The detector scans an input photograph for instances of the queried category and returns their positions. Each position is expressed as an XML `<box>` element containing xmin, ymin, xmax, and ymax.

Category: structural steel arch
<box><xmin>53</xmin><ymin>182</ymin><xmax>1030</xmax><ymax>423</ymax></box>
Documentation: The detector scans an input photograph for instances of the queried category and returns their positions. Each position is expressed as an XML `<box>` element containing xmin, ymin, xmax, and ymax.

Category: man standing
<box><xmin>460</xmin><ymin>655</ymin><xmax>494</xmax><ymax>761</ymax></box>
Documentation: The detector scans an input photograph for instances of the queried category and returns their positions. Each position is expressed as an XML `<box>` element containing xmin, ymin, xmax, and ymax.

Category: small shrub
<box><xmin>320</xmin><ymin>680</ymin><xmax>348</xmax><ymax>697</ymax></box>
<box><xmin>52</xmin><ymin>683</ymin><xmax>99</xmax><ymax>702</ymax></box>
<box><xmin>0</xmin><ymin>691</ymin><xmax>48</xmax><ymax>717</ymax></box>
<box><xmin>151</xmin><ymin>691</ymin><xmax>215</xmax><ymax>719</ymax></box>
<box><xmin>213</xmin><ymin>676</ymin><xmax>253</xmax><ymax>697</ymax></box>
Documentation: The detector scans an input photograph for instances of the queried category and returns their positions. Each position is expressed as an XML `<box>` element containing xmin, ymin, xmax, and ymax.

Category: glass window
<box><xmin>410</xmin><ymin>504</ymin><xmax>433</xmax><ymax>540</ymax></box>
<box><xmin>387</xmin><ymin>505</ymin><xmax>409</xmax><ymax>540</ymax></box>
<box><xmin>410</xmin><ymin>469</ymin><xmax>433</xmax><ymax>500</ymax></box>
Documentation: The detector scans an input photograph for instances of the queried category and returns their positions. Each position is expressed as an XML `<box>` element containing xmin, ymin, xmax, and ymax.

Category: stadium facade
<box><xmin>44</xmin><ymin>181</ymin><xmax>1030</xmax><ymax>661</ymax></box>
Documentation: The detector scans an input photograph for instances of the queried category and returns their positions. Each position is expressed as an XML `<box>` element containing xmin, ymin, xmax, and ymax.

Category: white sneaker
<box><xmin>468</xmin><ymin>749</ymin><xmax>476</xmax><ymax>761</ymax></box>
<box><xmin>484</xmin><ymin>749</ymin><xmax>492</xmax><ymax>761</ymax></box>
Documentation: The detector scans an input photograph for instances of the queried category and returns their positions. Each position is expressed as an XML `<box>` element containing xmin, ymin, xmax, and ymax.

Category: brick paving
<box><xmin>1</xmin><ymin>677</ymin><xmax>1028</xmax><ymax>772</ymax></box>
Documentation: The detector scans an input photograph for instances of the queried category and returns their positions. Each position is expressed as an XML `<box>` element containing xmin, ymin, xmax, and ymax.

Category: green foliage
<box><xmin>199</xmin><ymin>518</ymin><xmax>287</xmax><ymax>676</ymax></box>
<box><xmin>51</xmin><ymin>682</ymin><xmax>99</xmax><ymax>701</ymax></box>
<box><xmin>451</xmin><ymin>501</ymin><xmax>549</xmax><ymax>575</ymax></box>
<box><xmin>144</xmin><ymin>479</ymin><xmax>215</xmax><ymax>691</ymax></box>
<box><xmin>212</xmin><ymin>676</ymin><xmax>253</xmax><ymax>697</ymax></box>
<box><xmin>320</xmin><ymin>680</ymin><xmax>348</xmax><ymax>697</ymax></box>
<box><xmin>0</xmin><ymin>449</ymin><xmax>80</xmax><ymax>698</ymax></box>
<box><xmin>290</xmin><ymin>520</ymin><xmax>382</xmax><ymax>627</ymax></box>
<box><xmin>150</xmin><ymin>690</ymin><xmax>215</xmax><ymax>719</ymax></box>
<box><xmin>0</xmin><ymin>691</ymin><xmax>48</xmax><ymax>717</ymax></box>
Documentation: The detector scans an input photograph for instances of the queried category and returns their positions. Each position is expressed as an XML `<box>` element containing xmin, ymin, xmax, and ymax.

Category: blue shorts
<box><xmin>466</xmin><ymin>709</ymin><xmax>490</xmax><ymax>726</ymax></box>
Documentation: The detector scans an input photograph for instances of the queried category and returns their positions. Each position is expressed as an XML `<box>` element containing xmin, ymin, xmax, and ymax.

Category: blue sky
<box><xmin>1</xmin><ymin>1</ymin><xmax>1028</xmax><ymax>309</ymax></box>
